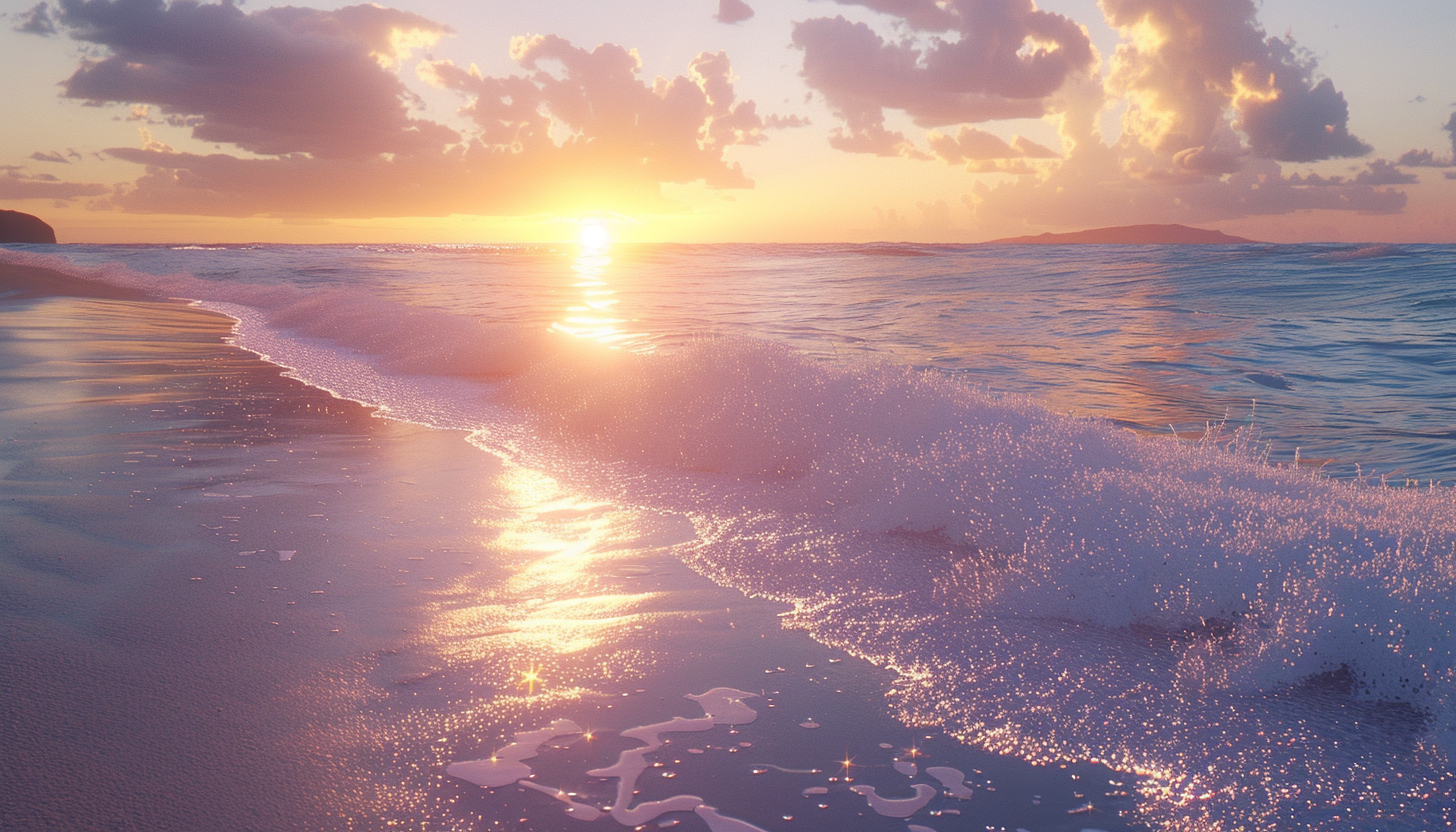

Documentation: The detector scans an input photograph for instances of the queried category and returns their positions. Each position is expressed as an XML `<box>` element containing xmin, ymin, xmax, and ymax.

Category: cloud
<box><xmin>763</xmin><ymin>113</ymin><xmax>810</xmax><ymax>129</ymax></box>
<box><xmin>423</xmin><ymin>37</ymin><xmax>766</xmax><ymax>189</ymax></box>
<box><xmin>90</xmin><ymin>124</ymin><xmax>756</xmax><ymax>219</ymax></box>
<box><xmin>1102</xmin><ymin>0</ymin><xmax>1370</xmax><ymax>166</ymax></box>
<box><xmin>1285</xmin><ymin>160</ymin><xmax>1418</xmax><ymax>188</ymax></box>
<box><xmin>50</xmin><ymin>0</ymin><xmax>457</xmax><ymax>159</ymax></box>
<box><xmin>1398</xmin><ymin>149</ymin><xmax>1451</xmax><ymax>168</ymax></box>
<box><xmin>916</xmin><ymin>0</ymin><xmax>1404</xmax><ymax>235</ymax></box>
<box><xmin>967</xmin><ymin>145</ymin><xmax>1407</xmax><ymax>237</ymax></box>
<box><xmin>928</xmin><ymin>126</ymin><xmax>1058</xmax><ymax>165</ymax></box>
<box><xmin>12</xmin><ymin>1</ymin><xmax>57</xmax><ymax>34</ymax></box>
<box><xmin>0</xmin><ymin>168</ymin><xmax>108</xmax><ymax>200</ymax></box>
<box><xmin>1352</xmin><ymin>159</ymin><xmax>1418</xmax><ymax>187</ymax></box>
<box><xmin>716</xmin><ymin>0</ymin><xmax>753</xmax><ymax>25</ymax></box>
<box><xmin>1395</xmin><ymin>112</ymin><xmax>1456</xmax><ymax>168</ymax></box>
<box><xmin>873</xmin><ymin>197</ymin><xmax>953</xmax><ymax>237</ymax></box>
<box><xmin>792</xmin><ymin>1</ymin><xmax>1095</xmax><ymax>157</ymax></box>
<box><xmin>30</xmin><ymin>150</ymin><xmax>71</xmax><ymax>163</ymax></box>
<box><xmin>29</xmin><ymin>1</ymin><xmax>771</xmax><ymax>219</ymax></box>
<box><xmin>90</xmin><ymin>147</ymin><xmax>542</xmax><ymax>217</ymax></box>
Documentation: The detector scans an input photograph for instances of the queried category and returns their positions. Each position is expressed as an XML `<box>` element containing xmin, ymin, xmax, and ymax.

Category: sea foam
<box><xmin>8</xmin><ymin>246</ymin><xmax>1456</xmax><ymax>828</ymax></box>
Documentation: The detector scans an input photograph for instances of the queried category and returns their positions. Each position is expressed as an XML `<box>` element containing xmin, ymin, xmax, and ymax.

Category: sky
<box><xmin>1</xmin><ymin>0</ymin><xmax>1454</xmax><ymax>244</ymax></box>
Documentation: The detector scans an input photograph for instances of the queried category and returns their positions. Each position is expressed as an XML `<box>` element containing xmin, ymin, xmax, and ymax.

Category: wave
<box><xmin>1319</xmin><ymin>243</ymin><xmax>1404</xmax><ymax>261</ymax></box>
<box><xmin>500</xmin><ymin>339</ymin><xmax>1456</xmax><ymax>829</ymax></box>
<box><xmin>7</xmin><ymin>246</ymin><xmax>1456</xmax><ymax>827</ymax></box>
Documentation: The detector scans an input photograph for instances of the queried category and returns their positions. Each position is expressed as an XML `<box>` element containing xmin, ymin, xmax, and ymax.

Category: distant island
<box><xmin>0</xmin><ymin>209</ymin><xmax>57</xmax><ymax>244</ymax></box>
<box><xmin>988</xmin><ymin>223</ymin><xmax>1257</xmax><ymax>245</ymax></box>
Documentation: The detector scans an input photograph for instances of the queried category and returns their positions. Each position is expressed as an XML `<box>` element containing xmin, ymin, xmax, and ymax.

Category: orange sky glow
<box><xmin>2</xmin><ymin>0</ymin><xmax>1454</xmax><ymax>244</ymax></box>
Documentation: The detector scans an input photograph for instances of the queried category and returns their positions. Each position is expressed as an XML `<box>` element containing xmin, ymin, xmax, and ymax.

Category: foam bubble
<box><xmin>584</xmin><ymin>689</ymin><xmax>759</xmax><ymax>827</ymax></box>
<box><xmin>924</xmin><ymin>766</ymin><xmax>974</xmax><ymax>799</ymax></box>
<box><xmin>445</xmin><ymin>719</ymin><xmax>582</xmax><ymax>788</ymax></box>
<box><xmin>849</xmin><ymin>783</ymin><xmax>938</xmax><ymax>818</ymax></box>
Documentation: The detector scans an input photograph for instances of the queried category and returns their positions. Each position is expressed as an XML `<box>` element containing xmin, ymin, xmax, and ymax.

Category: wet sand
<box><xmin>0</xmin><ymin>262</ymin><xmax>1136</xmax><ymax>831</ymax></box>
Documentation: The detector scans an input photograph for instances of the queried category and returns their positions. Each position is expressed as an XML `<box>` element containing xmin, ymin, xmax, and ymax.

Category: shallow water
<box><xmin>0</xmin><ymin>287</ymin><xmax>1135</xmax><ymax>831</ymax></box>
<box><xmin>4</xmin><ymin>242</ymin><xmax>1456</xmax><ymax>830</ymax></box>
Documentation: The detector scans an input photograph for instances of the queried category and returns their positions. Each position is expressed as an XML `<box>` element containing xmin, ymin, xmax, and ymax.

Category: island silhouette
<box><xmin>0</xmin><ymin>209</ymin><xmax>57</xmax><ymax>244</ymax></box>
<box><xmin>989</xmin><ymin>223</ymin><xmax>1257</xmax><ymax>244</ymax></box>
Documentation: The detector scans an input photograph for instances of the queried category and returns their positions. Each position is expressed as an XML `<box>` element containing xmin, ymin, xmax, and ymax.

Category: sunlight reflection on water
<box><xmin>549</xmin><ymin>240</ymin><xmax>655</xmax><ymax>352</ymax></box>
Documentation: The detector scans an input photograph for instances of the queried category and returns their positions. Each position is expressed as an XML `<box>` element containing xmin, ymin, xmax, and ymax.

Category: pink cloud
<box><xmin>0</xmin><ymin>167</ymin><xmax>108</xmax><ymax>200</ymax></box>
<box><xmin>91</xmin><ymin>144</ymin><xmax>679</xmax><ymax>218</ymax></box>
<box><xmin>1396</xmin><ymin>112</ymin><xmax>1456</xmax><ymax>168</ymax></box>
<box><xmin>716</xmin><ymin>0</ymin><xmax>754</xmax><ymax>25</ymax></box>
<box><xmin>23</xmin><ymin>1</ymin><xmax>772</xmax><ymax>219</ymax></box>
<box><xmin>968</xmin><ymin>146</ymin><xmax>1407</xmax><ymax>238</ymax></box>
<box><xmin>1398</xmin><ymin>149</ymin><xmax>1450</xmax><ymax>168</ymax></box>
<box><xmin>929</xmin><ymin>126</ymin><xmax>1058</xmax><ymax>166</ymax></box>
<box><xmin>52</xmin><ymin>0</ymin><xmax>457</xmax><ymax>159</ymax></box>
<box><xmin>12</xmin><ymin>1</ymin><xmax>57</xmax><ymax>34</ymax></box>
<box><xmin>1103</xmin><ymin>0</ymin><xmax>1370</xmax><ymax>167</ymax></box>
<box><xmin>792</xmin><ymin>1</ymin><xmax>1095</xmax><ymax>157</ymax></box>
<box><xmin>424</xmin><ymin>37</ymin><xmax>767</xmax><ymax>189</ymax></box>
<box><xmin>897</xmin><ymin>0</ymin><xmax>1403</xmax><ymax>235</ymax></box>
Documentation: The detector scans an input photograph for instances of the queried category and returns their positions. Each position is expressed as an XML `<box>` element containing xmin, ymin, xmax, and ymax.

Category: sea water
<box><xmin>2</xmin><ymin>241</ymin><xmax>1455</xmax><ymax>831</ymax></box>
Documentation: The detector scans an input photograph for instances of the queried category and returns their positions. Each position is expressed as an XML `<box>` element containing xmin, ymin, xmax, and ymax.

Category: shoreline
<box><xmin>0</xmin><ymin>261</ymin><xmax>1141</xmax><ymax>830</ymax></box>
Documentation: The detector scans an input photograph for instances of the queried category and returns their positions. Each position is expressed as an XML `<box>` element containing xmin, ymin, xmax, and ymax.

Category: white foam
<box><xmin>445</xmin><ymin>757</ymin><xmax>530</xmax><ymax>789</ymax></box>
<box><xmin>924</xmin><ymin>766</ymin><xmax>974</xmax><ymax>799</ymax></box>
<box><xmin>583</xmin><ymin>689</ymin><xmax>760</xmax><ymax>828</ymax></box>
<box><xmin>620</xmin><ymin>716</ymin><xmax>716</xmax><ymax>746</ymax></box>
<box><xmin>849</xmin><ymin>783</ymin><xmax>937</xmax><ymax>818</ymax></box>
<box><xmin>686</xmin><ymin>688</ymin><xmax>759</xmax><ymax>724</ymax></box>
<box><xmin>611</xmin><ymin>794</ymin><xmax>704</xmax><ymax>826</ymax></box>
<box><xmin>445</xmin><ymin>719</ymin><xmax>582</xmax><ymax>788</ymax></box>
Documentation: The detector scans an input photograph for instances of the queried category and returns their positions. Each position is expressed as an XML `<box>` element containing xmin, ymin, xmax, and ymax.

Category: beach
<box><xmin>0</xmin><ymin>259</ymin><xmax>1138</xmax><ymax>831</ymax></box>
<box><xmin>3</xmin><ymin>243</ymin><xmax>1456</xmax><ymax>831</ymax></box>
<box><xmin>5</xmin><ymin>0</ymin><xmax>1455</xmax><ymax>826</ymax></box>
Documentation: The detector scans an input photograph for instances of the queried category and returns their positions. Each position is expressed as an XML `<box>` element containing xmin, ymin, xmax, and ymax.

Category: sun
<box><xmin>578</xmin><ymin>220</ymin><xmax>612</xmax><ymax>253</ymax></box>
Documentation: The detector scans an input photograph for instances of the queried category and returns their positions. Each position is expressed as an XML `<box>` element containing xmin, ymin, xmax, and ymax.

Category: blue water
<box><xmin>35</xmin><ymin>241</ymin><xmax>1456</xmax><ymax>483</ymax></box>
<box><xmin>5</xmin><ymin>241</ymin><xmax>1456</xmax><ymax>831</ymax></box>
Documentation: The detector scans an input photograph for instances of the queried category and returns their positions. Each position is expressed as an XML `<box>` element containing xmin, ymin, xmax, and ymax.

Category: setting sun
<box><xmin>578</xmin><ymin>220</ymin><xmax>612</xmax><ymax>253</ymax></box>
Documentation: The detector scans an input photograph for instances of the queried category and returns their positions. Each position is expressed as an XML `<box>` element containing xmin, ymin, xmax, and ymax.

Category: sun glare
<box><xmin>578</xmin><ymin>220</ymin><xmax>612</xmax><ymax>253</ymax></box>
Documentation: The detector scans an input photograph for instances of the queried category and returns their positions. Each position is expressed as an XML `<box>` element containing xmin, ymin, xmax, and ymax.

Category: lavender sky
<box><xmin>2</xmin><ymin>0</ymin><xmax>1454</xmax><ymax>243</ymax></box>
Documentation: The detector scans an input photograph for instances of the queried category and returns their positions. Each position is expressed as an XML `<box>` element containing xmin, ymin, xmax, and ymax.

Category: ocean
<box><xmin>1</xmin><ymin>241</ymin><xmax>1454</xmax><ymax>831</ymax></box>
